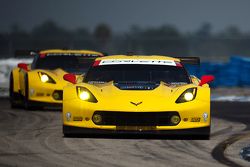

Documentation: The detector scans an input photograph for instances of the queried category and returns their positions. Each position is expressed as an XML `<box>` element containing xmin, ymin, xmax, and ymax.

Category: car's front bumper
<box><xmin>28</xmin><ymin>88</ymin><xmax>63</xmax><ymax>103</ymax></box>
<box><xmin>63</xmin><ymin>125</ymin><xmax>210</xmax><ymax>136</ymax></box>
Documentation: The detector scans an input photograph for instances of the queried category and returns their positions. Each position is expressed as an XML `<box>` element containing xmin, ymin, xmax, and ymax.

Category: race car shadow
<box><xmin>10</xmin><ymin>105</ymin><xmax>62</xmax><ymax>112</ymax></box>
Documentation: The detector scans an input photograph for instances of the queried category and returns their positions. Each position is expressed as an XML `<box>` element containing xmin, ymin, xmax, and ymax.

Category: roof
<box><xmin>39</xmin><ymin>49</ymin><xmax>104</xmax><ymax>56</ymax></box>
<box><xmin>95</xmin><ymin>55</ymin><xmax>180</xmax><ymax>61</ymax></box>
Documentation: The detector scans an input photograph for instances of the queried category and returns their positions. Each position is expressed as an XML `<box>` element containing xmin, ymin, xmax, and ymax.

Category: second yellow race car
<box><xmin>9</xmin><ymin>49</ymin><xmax>104</xmax><ymax>109</ymax></box>
<box><xmin>62</xmin><ymin>55</ymin><xmax>214</xmax><ymax>138</ymax></box>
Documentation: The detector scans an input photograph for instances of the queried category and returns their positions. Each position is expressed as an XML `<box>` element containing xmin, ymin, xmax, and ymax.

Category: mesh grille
<box><xmin>93</xmin><ymin>111</ymin><xmax>179</xmax><ymax>126</ymax></box>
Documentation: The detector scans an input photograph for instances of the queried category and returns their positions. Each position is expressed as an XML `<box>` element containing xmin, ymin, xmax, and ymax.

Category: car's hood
<box><xmin>81</xmin><ymin>81</ymin><xmax>197</xmax><ymax>111</ymax></box>
<box><xmin>49</xmin><ymin>68</ymin><xmax>82</xmax><ymax>77</ymax></box>
<box><xmin>35</xmin><ymin>68</ymin><xmax>81</xmax><ymax>84</ymax></box>
<box><xmin>49</xmin><ymin>68</ymin><xmax>68</xmax><ymax>77</ymax></box>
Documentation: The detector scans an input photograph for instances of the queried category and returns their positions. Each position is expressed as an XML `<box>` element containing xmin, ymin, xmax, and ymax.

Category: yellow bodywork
<box><xmin>39</xmin><ymin>49</ymin><xmax>103</xmax><ymax>55</ymax></box>
<box><xmin>22</xmin><ymin>69</ymin><xmax>69</xmax><ymax>103</ymax></box>
<box><xmin>11</xmin><ymin>49</ymin><xmax>103</xmax><ymax>105</ymax></box>
<box><xmin>63</xmin><ymin>55</ymin><xmax>211</xmax><ymax>132</ymax></box>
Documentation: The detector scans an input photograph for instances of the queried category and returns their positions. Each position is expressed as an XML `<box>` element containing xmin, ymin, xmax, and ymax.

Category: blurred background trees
<box><xmin>1</xmin><ymin>20</ymin><xmax>250</xmax><ymax>62</ymax></box>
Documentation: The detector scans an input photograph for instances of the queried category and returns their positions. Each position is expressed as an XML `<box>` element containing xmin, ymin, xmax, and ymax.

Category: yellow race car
<box><xmin>62</xmin><ymin>55</ymin><xmax>214</xmax><ymax>138</ymax></box>
<box><xmin>9</xmin><ymin>49</ymin><xmax>104</xmax><ymax>109</ymax></box>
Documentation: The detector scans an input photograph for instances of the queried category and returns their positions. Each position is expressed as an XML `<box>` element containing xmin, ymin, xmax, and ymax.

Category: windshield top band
<box><xmin>95</xmin><ymin>59</ymin><xmax>177</xmax><ymax>66</ymax></box>
<box><xmin>41</xmin><ymin>53</ymin><xmax>99</xmax><ymax>57</ymax></box>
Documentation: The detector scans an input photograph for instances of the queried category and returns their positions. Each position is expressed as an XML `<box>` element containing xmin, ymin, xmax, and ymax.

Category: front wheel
<box><xmin>9</xmin><ymin>72</ymin><xmax>21</xmax><ymax>108</ymax></box>
<box><xmin>24</xmin><ymin>74</ymin><xmax>34</xmax><ymax>110</ymax></box>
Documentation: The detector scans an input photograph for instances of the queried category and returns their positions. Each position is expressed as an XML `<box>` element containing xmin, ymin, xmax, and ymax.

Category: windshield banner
<box><xmin>94</xmin><ymin>59</ymin><xmax>177</xmax><ymax>66</ymax></box>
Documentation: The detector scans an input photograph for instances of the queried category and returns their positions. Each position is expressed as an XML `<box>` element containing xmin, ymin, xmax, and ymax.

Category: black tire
<box><xmin>24</xmin><ymin>74</ymin><xmax>34</xmax><ymax>110</ymax></box>
<box><xmin>9</xmin><ymin>72</ymin><xmax>21</xmax><ymax>108</ymax></box>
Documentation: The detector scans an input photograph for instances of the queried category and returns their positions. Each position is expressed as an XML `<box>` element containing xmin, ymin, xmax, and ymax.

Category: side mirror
<box><xmin>63</xmin><ymin>73</ymin><xmax>76</xmax><ymax>84</ymax></box>
<box><xmin>76</xmin><ymin>74</ymin><xmax>85</xmax><ymax>83</ymax></box>
<box><xmin>17</xmin><ymin>63</ymin><xmax>29</xmax><ymax>71</ymax></box>
<box><xmin>199</xmin><ymin>75</ymin><xmax>215</xmax><ymax>86</ymax></box>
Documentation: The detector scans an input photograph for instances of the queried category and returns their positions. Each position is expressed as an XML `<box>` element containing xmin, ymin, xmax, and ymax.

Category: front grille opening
<box><xmin>92</xmin><ymin>111</ymin><xmax>180</xmax><ymax>126</ymax></box>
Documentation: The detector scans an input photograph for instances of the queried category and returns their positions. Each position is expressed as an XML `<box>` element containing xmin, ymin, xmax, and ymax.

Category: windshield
<box><xmin>84</xmin><ymin>65</ymin><xmax>190</xmax><ymax>84</ymax></box>
<box><xmin>34</xmin><ymin>55</ymin><xmax>95</xmax><ymax>74</ymax></box>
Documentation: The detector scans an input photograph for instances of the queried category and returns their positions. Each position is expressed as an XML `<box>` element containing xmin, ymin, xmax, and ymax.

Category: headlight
<box><xmin>184</xmin><ymin>92</ymin><xmax>194</xmax><ymax>101</ymax></box>
<box><xmin>38</xmin><ymin>72</ymin><xmax>56</xmax><ymax>84</ymax></box>
<box><xmin>176</xmin><ymin>88</ymin><xmax>197</xmax><ymax>103</ymax></box>
<box><xmin>41</xmin><ymin>74</ymin><xmax>49</xmax><ymax>83</ymax></box>
<box><xmin>76</xmin><ymin>86</ymin><xmax>98</xmax><ymax>103</ymax></box>
<box><xmin>79</xmin><ymin>91</ymin><xmax>90</xmax><ymax>101</ymax></box>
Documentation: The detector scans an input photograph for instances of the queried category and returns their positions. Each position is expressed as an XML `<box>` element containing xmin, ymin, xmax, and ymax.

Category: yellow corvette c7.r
<box><xmin>62</xmin><ymin>55</ymin><xmax>214</xmax><ymax>138</ymax></box>
<box><xmin>9</xmin><ymin>49</ymin><xmax>103</xmax><ymax>109</ymax></box>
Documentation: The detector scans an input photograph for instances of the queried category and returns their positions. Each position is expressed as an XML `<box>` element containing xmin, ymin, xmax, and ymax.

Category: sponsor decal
<box><xmin>190</xmin><ymin>117</ymin><xmax>201</xmax><ymax>122</ymax></box>
<box><xmin>73</xmin><ymin>116</ymin><xmax>83</xmax><ymax>121</ymax></box>
<box><xmin>169</xmin><ymin>82</ymin><xmax>187</xmax><ymax>85</ymax></box>
<box><xmin>203</xmin><ymin>112</ymin><xmax>209</xmax><ymax>122</ymax></box>
<box><xmin>94</xmin><ymin>59</ymin><xmax>177</xmax><ymax>66</ymax></box>
<box><xmin>45</xmin><ymin>53</ymin><xmax>100</xmax><ymax>57</ymax></box>
<box><xmin>116</xmin><ymin>126</ymin><xmax>156</xmax><ymax>131</ymax></box>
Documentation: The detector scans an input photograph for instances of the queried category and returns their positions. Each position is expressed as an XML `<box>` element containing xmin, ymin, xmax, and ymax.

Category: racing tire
<box><xmin>9</xmin><ymin>72</ymin><xmax>21</xmax><ymax>108</ymax></box>
<box><xmin>24</xmin><ymin>74</ymin><xmax>35</xmax><ymax>110</ymax></box>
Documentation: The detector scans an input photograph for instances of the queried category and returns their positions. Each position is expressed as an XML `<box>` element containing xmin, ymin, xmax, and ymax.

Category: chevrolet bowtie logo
<box><xmin>130</xmin><ymin>101</ymin><xmax>143</xmax><ymax>106</ymax></box>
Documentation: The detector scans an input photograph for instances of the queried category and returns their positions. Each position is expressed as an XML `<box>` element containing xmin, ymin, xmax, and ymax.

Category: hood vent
<box><xmin>114</xmin><ymin>81</ymin><xmax>160</xmax><ymax>90</ymax></box>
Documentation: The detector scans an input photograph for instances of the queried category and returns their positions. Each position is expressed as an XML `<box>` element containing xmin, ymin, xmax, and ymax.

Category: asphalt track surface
<box><xmin>0</xmin><ymin>98</ymin><xmax>249</xmax><ymax>167</ymax></box>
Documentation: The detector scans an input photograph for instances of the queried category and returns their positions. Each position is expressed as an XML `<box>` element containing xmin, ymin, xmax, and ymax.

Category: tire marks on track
<box><xmin>0</xmin><ymin>99</ymin><xmax>249</xmax><ymax>167</ymax></box>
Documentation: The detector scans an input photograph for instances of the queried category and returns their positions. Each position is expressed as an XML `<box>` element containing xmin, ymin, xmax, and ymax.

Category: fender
<box><xmin>11</xmin><ymin>67</ymin><xmax>21</xmax><ymax>93</ymax></box>
<box><xmin>19</xmin><ymin>69</ymin><xmax>28</xmax><ymax>96</ymax></box>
